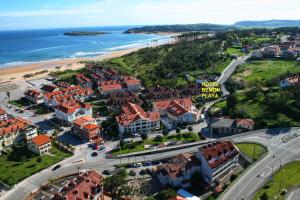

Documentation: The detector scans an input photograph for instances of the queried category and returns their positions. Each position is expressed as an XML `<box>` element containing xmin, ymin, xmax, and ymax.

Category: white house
<box><xmin>0</xmin><ymin>117</ymin><xmax>37</xmax><ymax>152</ymax></box>
<box><xmin>116</xmin><ymin>102</ymin><xmax>160</xmax><ymax>135</ymax></box>
<box><xmin>24</xmin><ymin>89</ymin><xmax>44</xmax><ymax>104</ymax></box>
<box><xmin>153</xmin><ymin>98</ymin><xmax>200</xmax><ymax>126</ymax></box>
<box><xmin>28</xmin><ymin>135</ymin><xmax>52</xmax><ymax>155</ymax></box>
<box><xmin>196</xmin><ymin>141</ymin><xmax>239</xmax><ymax>184</ymax></box>
<box><xmin>54</xmin><ymin>102</ymin><xmax>93</xmax><ymax>123</ymax></box>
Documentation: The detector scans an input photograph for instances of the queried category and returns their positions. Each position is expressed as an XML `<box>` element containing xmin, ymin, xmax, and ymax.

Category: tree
<box><xmin>157</xmin><ymin>188</ymin><xmax>177</xmax><ymax>200</ymax></box>
<box><xmin>6</xmin><ymin>91</ymin><xmax>10</xmax><ymax>103</ymax></box>
<box><xmin>140</xmin><ymin>133</ymin><xmax>148</xmax><ymax>143</ymax></box>
<box><xmin>260</xmin><ymin>192</ymin><xmax>269</xmax><ymax>200</ymax></box>
<box><xmin>176</xmin><ymin>127</ymin><xmax>181</xmax><ymax>134</ymax></box>
<box><xmin>103</xmin><ymin>169</ymin><xmax>134</xmax><ymax>200</ymax></box>
<box><xmin>188</xmin><ymin>126</ymin><xmax>193</xmax><ymax>132</ymax></box>
<box><xmin>162</xmin><ymin>129</ymin><xmax>170</xmax><ymax>137</ymax></box>
<box><xmin>36</xmin><ymin>156</ymin><xmax>42</xmax><ymax>163</ymax></box>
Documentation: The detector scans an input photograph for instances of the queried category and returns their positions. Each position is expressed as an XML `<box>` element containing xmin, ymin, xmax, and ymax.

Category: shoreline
<box><xmin>0</xmin><ymin>35</ymin><xmax>177</xmax><ymax>82</ymax></box>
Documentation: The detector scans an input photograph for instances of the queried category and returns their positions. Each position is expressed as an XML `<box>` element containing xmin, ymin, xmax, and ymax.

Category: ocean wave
<box><xmin>72</xmin><ymin>51</ymin><xmax>105</xmax><ymax>57</ymax></box>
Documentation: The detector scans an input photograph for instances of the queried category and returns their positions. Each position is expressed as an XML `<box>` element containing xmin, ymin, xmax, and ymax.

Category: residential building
<box><xmin>52</xmin><ymin>170</ymin><xmax>103</xmax><ymax>200</ymax></box>
<box><xmin>107</xmin><ymin>92</ymin><xmax>142</xmax><ymax>111</ymax></box>
<box><xmin>24</xmin><ymin>89</ymin><xmax>44</xmax><ymax>104</ymax></box>
<box><xmin>153</xmin><ymin>98</ymin><xmax>200</xmax><ymax>127</ymax></box>
<box><xmin>56</xmin><ymin>81</ymin><xmax>73</xmax><ymax>89</ymax></box>
<box><xmin>0</xmin><ymin>116</ymin><xmax>37</xmax><ymax>151</ymax></box>
<box><xmin>156</xmin><ymin>153</ymin><xmax>201</xmax><ymax>188</ymax></box>
<box><xmin>27</xmin><ymin>135</ymin><xmax>52</xmax><ymax>155</ymax></box>
<box><xmin>73</xmin><ymin>116</ymin><xmax>102</xmax><ymax>141</ymax></box>
<box><xmin>295</xmin><ymin>34</ymin><xmax>300</xmax><ymax>47</ymax></box>
<box><xmin>144</xmin><ymin>86</ymin><xmax>178</xmax><ymax>101</ymax></box>
<box><xmin>44</xmin><ymin>85</ymin><xmax>94</xmax><ymax>107</ymax></box>
<box><xmin>55</xmin><ymin>101</ymin><xmax>93</xmax><ymax>123</ymax></box>
<box><xmin>76</xmin><ymin>73</ymin><xmax>93</xmax><ymax>89</ymax></box>
<box><xmin>197</xmin><ymin>141</ymin><xmax>239</xmax><ymax>184</ymax></box>
<box><xmin>41</xmin><ymin>84</ymin><xmax>59</xmax><ymax>94</ymax></box>
<box><xmin>98</xmin><ymin>81</ymin><xmax>124</xmax><ymax>96</ymax></box>
<box><xmin>122</xmin><ymin>76</ymin><xmax>142</xmax><ymax>91</ymax></box>
<box><xmin>236</xmin><ymin>119</ymin><xmax>255</xmax><ymax>130</ymax></box>
<box><xmin>116</xmin><ymin>102</ymin><xmax>160</xmax><ymax>134</ymax></box>
<box><xmin>0</xmin><ymin>108</ymin><xmax>7</xmax><ymax>119</ymax></box>
<box><xmin>210</xmin><ymin>118</ymin><xmax>254</xmax><ymax>135</ymax></box>
<box><xmin>280</xmin><ymin>75</ymin><xmax>300</xmax><ymax>88</ymax></box>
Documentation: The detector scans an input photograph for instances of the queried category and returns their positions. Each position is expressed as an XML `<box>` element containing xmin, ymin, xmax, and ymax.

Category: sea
<box><xmin>0</xmin><ymin>26</ymin><xmax>171</xmax><ymax>68</ymax></box>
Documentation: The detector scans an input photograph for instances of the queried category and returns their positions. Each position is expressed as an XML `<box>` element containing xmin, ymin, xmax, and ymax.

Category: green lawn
<box><xmin>213</xmin><ymin>59</ymin><xmax>233</xmax><ymax>74</ymax></box>
<box><xmin>10</xmin><ymin>98</ymin><xmax>30</xmax><ymax>107</ymax></box>
<box><xmin>233</xmin><ymin>60</ymin><xmax>300</xmax><ymax>86</ymax></box>
<box><xmin>254</xmin><ymin>161</ymin><xmax>300</xmax><ymax>200</ymax></box>
<box><xmin>111</xmin><ymin>132</ymin><xmax>200</xmax><ymax>155</ymax></box>
<box><xmin>226</xmin><ymin>47</ymin><xmax>245</xmax><ymax>56</ymax></box>
<box><xmin>235</xmin><ymin>143</ymin><xmax>267</xmax><ymax>161</ymax></box>
<box><xmin>0</xmin><ymin>144</ymin><xmax>71</xmax><ymax>186</ymax></box>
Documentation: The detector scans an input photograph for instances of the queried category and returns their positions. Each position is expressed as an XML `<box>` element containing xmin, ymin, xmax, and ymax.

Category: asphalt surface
<box><xmin>220</xmin><ymin>129</ymin><xmax>300</xmax><ymax>200</ymax></box>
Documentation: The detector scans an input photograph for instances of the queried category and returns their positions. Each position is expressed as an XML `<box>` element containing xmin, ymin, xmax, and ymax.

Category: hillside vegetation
<box><xmin>99</xmin><ymin>38</ymin><xmax>228</xmax><ymax>87</ymax></box>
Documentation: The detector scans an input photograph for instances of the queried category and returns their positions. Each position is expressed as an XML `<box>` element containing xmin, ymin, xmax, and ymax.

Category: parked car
<box><xmin>102</xmin><ymin>170</ymin><xmax>110</xmax><ymax>175</ymax></box>
<box><xmin>133</xmin><ymin>163</ymin><xmax>142</xmax><ymax>168</ymax></box>
<box><xmin>129</xmin><ymin>170</ymin><xmax>136</xmax><ymax>176</ymax></box>
<box><xmin>52</xmin><ymin>164</ymin><xmax>61</xmax><ymax>171</ymax></box>
<box><xmin>142</xmin><ymin>161</ymin><xmax>152</xmax><ymax>166</ymax></box>
<box><xmin>91</xmin><ymin>152</ymin><xmax>98</xmax><ymax>157</ymax></box>
<box><xmin>139</xmin><ymin>169</ymin><xmax>147</xmax><ymax>175</ymax></box>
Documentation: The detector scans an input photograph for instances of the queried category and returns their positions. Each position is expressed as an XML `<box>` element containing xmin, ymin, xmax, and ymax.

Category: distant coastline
<box><xmin>0</xmin><ymin>33</ymin><xmax>176</xmax><ymax>82</ymax></box>
<box><xmin>64</xmin><ymin>31</ymin><xmax>110</xmax><ymax>36</ymax></box>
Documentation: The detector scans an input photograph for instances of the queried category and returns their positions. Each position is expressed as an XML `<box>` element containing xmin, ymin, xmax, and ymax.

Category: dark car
<box><xmin>142</xmin><ymin>161</ymin><xmax>152</xmax><ymax>166</ymax></box>
<box><xmin>91</xmin><ymin>152</ymin><xmax>98</xmax><ymax>157</ymax></box>
<box><xmin>52</xmin><ymin>164</ymin><xmax>61</xmax><ymax>171</ymax></box>
<box><xmin>102</xmin><ymin>170</ymin><xmax>110</xmax><ymax>175</ymax></box>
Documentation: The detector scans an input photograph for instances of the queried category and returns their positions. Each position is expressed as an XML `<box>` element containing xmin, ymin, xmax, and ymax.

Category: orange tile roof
<box><xmin>0</xmin><ymin>117</ymin><xmax>29</xmax><ymax>136</ymax></box>
<box><xmin>116</xmin><ymin>102</ymin><xmax>160</xmax><ymax>126</ymax></box>
<box><xmin>83</xmin><ymin>123</ymin><xmax>99</xmax><ymax>131</ymax></box>
<box><xmin>31</xmin><ymin>135</ymin><xmax>51</xmax><ymax>147</ymax></box>
<box><xmin>73</xmin><ymin>116</ymin><xmax>95</xmax><ymax>127</ymax></box>
<box><xmin>236</xmin><ymin>119</ymin><xmax>254</xmax><ymax>126</ymax></box>
<box><xmin>24</xmin><ymin>89</ymin><xmax>41</xmax><ymax>98</ymax></box>
<box><xmin>124</xmin><ymin>79</ymin><xmax>141</xmax><ymax>86</ymax></box>
<box><xmin>199</xmin><ymin>141</ymin><xmax>238</xmax><ymax>169</ymax></box>
<box><xmin>100</xmin><ymin>84</ymin><xmax>123</xmax><ymax>92</ymax></box>
<box><xmin>0</xmin><ymin>108</ymin><xmax>6</xmax><ymax>115</ymax></box>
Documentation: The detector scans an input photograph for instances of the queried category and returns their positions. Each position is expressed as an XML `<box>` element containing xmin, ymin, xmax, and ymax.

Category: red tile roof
<box><xmin>24</xmin><ymin>89</ymin><xmax>41</xmax><ymax>98</ymax></box>
<box><xmin>116</xmin><ymin>102</ymin><xmax>160</xmax><ymax>126</ymax></box>
<box><xmin>83</xmin><ymin>123</ymin><xmax>99</xmax><ymax>131</ymax></box>
<box><xmin>154</xmin><ymin>98</ymin><xmax>193</xmax><ymax>117</ymax></box>
<box><xmin>74</xmin><ymin>116</ymin><xmax>95</xmax><ymax>127</ymax></box>
<box><xmin>76</xmin><ymin>73</ymin><xmax>92</xmax><ymax>84</ymax></box>
<box><xmin>236</xmin><ymin>119</ymin><xmax>254</xmax><ymax>127</ymax></box>
<box><xmin>0</xmin><ymin>117</ymin><xmax>29</xmax><ymax>136</ymax></box>
<box><xmin>100</xmin><ymin>84</ymin><xmax>123</xmax><ymax>92</ymax></box>
<box><xmin>199</xmin><ymin>141</ymin><xmax>238</xmax><ymax>169</ymax></box>
<box><xmin>124</xmin><ymin>79</ymin><xmax>141</xmax><ymax>86</ymax></box>
<box><xmin>53</xmin><ymin>170</ymin><xmax>103</xmax><ymax>200</ymax></box>
<box><xmin>0</xmin><ymin>108</ymin><xmax>6</xmax><ymax>115</ymax></box>
<box><xmin>31</xmin><ymin>135</ymin><xmax>51</xmax><ymax>147</ymax></box>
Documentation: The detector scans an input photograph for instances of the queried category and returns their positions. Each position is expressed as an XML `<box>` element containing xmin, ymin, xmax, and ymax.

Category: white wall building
<box><xmin>28</xmin><ymin>135</ymin><xmax>52</xmax><ymax>155</ymax></box>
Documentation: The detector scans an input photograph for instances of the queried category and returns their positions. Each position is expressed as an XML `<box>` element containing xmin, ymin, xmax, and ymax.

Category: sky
<box><xmin>0</xmin><ymin>0</ymin><xmax>300</xmax><ymax>30</ymax></box>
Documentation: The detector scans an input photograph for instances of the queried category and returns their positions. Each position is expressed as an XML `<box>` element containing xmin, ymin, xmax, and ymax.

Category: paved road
<box><xmin>220</xmin><ymin>129</ymin><xmax>300</xmax><ymax>200</ymax></box>
<box><xmin>217</xmin><ymin>56</ymin><xmax>250</xmax><ymax>95</ymax></box>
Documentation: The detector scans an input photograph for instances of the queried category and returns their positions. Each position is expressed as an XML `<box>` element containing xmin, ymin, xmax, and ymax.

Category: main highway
<box><xmin>220</xmin><ymin>129</ymin><xmax>300</xmax><ymax>200</ymax></box>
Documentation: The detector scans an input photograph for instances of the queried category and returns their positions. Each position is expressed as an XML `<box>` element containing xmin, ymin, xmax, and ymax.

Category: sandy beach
<box><xmin>0</xmin><ymin>34</ymin><xmax>178</xmax><ymax>82</ymax></box>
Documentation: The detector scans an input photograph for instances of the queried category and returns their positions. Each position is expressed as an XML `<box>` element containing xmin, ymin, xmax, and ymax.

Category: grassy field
<box><xmin>0</xmin><ymin>144</ymin><xmax>71</xmax><ymax>186</ymax></box>
<box><xmin>226</xmin><ymin>47</ymin><xmax>245</xmax><ymax>56</ymax></box>
<box><xmin>111</xmin><ymin>133</ymin><xmax>199</xmax><ymax>155</ymax></box>
<box><xmin>233</xmin><ymin>60</ymin><xmax>300</xmax><ymax>86</ymax></box>
<box><xmin>235</xmin><ymin>143</ymin><xmax>267</xmax><ymax>161</ymax></box>
<box><xmin>254</xmin><ymin>161</ymin><xmax>300</xmax><ymax>200</ymax></box>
